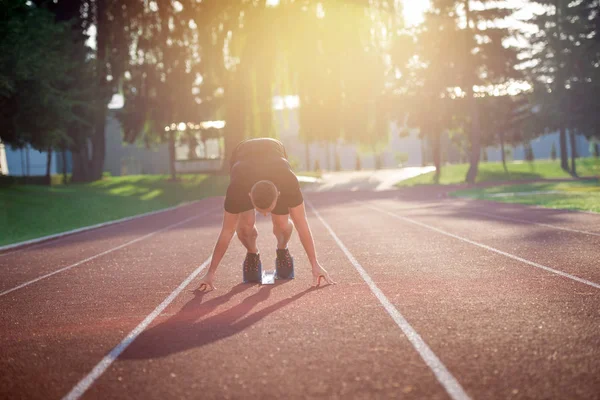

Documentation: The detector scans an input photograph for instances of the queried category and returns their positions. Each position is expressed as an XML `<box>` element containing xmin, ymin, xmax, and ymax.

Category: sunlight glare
<box><xmin>403</xmin><ymin>0</ymin><xmax>430</xmax><ymax>27</ymax></box>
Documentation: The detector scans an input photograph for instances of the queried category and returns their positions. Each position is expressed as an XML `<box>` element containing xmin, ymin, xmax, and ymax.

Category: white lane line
<box><xmin>307</xmin><ymin>201</ymin><xmax>471</xmax><ymax>400</ymax></box>
<box><xmin>464</xmin><ymin>209</ymin><xmax>600</xmax><ymax>237</ymax></box>
<box><xmin>62</xmin><ymin>257</ymin><xmax>211</xmax><ymax>400</ymax></box>
<box><xmin>361</xmin><ymin>202</ymin><xmax>600</xmax><ymax>291</ymax></box>
<box><xmin>0</xmin><ymin>208</ymin><xmax>216</xmax><ymax>298</ymax></box>
<box><xmin>0</xmin><ymin>200</ymin><xmax>202</xmax><ymax>256</ymax></box>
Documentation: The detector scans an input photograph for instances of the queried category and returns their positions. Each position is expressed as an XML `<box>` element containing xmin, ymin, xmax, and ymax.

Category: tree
<box><xmin>0</xmin><ymin>0</ymin><xmax>94</xmax><ymax>184</ymax></box>
<box><xmin>392</xmin><ymin>0</ymin><xmax>519</xmax><ymax>182</ymax></box>
<box><xmin>410</xmin><ymin>0</ymin><xmax>468</xmax><ymax>179</ymax></box>
<box><xmin>524</xmin><ymin>142</ymin><xmax>535</xmax><ymax>162</ymax></box>
<box><xmin>524</xmin><ymin>0</ymin><xmax>594</xmax><ymax>173</ymax></box>
<box><xmin>478</xmin><ymin>93</ymin><xmax>543</xmax><ymax>173</ymax></box>
<box><xmin>117</xmin><ymin>0</ymin><xmax>222</xmax><ymax>180</ymax></box>
<box><xmin>456</xmin><ymin>0</ymin><xmax>521</xmax><ymax>183</ymax></box>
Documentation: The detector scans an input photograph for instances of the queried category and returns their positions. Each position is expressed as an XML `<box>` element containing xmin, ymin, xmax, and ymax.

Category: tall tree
<box><xmin>117</xmin><ymin>0</ymin><xmax>222</xmax><ymax>179</ymax></box>
<box><xmin>459</xmin><ymin>0</ymin><xmax>521</xmax><ymax>183</ymax></box>
<box><xmin>397</xmin><ymin>0</ymin><xmax>464</xmax><ymax>178</ymax></box>
<box><xmin>525</xmin><ymin>0</ymin><xmax>591</xmax><ymax>173</ymax></box>
<box><xmin>0</xmin><ymin>0</ymin><xmax>93</xmax><ymax>181</ymax></box>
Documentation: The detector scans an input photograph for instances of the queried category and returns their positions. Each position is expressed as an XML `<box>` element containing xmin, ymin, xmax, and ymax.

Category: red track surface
<box><xmin>1</xmin><ymin>190</ymin><xmax>599</xmax><ymax>399</ymax></box>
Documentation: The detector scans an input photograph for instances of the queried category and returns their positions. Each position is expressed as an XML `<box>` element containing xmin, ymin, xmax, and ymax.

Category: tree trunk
<box><xmin>372</xmin><ymin>143</ymin><xmax>381</xmax><ymax>170</ymax></box>
<box><xmin>90</xmin><ymin>0</ymin><xmax>108</xmax><ymax>182</ymax></box>
<box><xmin>465</xmin><ymin>98</ymin><xmax>481</xmax><ymax>183</ymax></box>
<box><xmin>25</xmin><ymin>147</ymin><xmax>31</xmax><ymax>177</ymax></box>
<box><xmin>62</xmin><ymin>148</ymin><xmax>68</xmax><ymax>185</ymax></box>
<box><xmin>464</xmin><ymin>0</ymin><xmax>480</xmax><ymax>184</ymax></box>
<box><xmin>569</xmin><ymin>129</ymin><xmax>577</xmax><ymax>176</ymax></box>
<box><xmin>222</xmin><ymin>73</ymin><xmax>246</xmax><ymax>173</ymax></box>
<box><xmin>326</xmin><ymin>141</ymin><xmax>331</xmax><ymax>171</ymax></box>
<box><xmin>71</xmin><ymin>144</ymin><xmax>91</xmax><ymax>183</ymax></box>
<box><xmin>169</xmin><ymin>131</ymin><xmax>177</xmax><ymax>181</ymax></box>
<box><xmin>90</xmin><ymin>114</ymin><xmax>107</xmax><ymax>181</ymax></box>
<box><xmin>432</xmin><ymin>132</ymin><xmax>442</xmax><ymax>182</ymax></box>
<box><xmin>305</xmin><ymin>140</ymin><xmax>310</xmax><ymax>172</ymax></box>
<box><xmin>45</xmin><ymin>147</ymin><xmax>52</xmax><ymax>185</ymax></box>
<box><xmin>594</xmin><ymin>143</ymin><xmax>599</xmax><ymax>158</ymax></box>
<box><xmin>559</xmin><ymin>126</ymin><xmax>569</xmax><ymax>171</ymax></box>
<box><xmin>20</xmin><ymin>148</ymin><xmax>25</xmax><ymax>176</ymax></box>
<box><xmin>500</xmin><ymin>130</ymin><xmax>508</xmax><ymax>173</ymax></box>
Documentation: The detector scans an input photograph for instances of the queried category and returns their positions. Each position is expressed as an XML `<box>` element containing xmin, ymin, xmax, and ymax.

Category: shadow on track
<box><xmin>120</xmin><ymin>282</ymin><xmax>322</xmax><ymax>360</ymax></box>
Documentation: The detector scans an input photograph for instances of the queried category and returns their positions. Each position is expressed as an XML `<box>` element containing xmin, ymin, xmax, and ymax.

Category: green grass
<box><xmin>396</xmin><ymin>158</ymin><xmax>600</xmax><ymax>187</ymax></box>
<box><xmin>450</xmin><ymin>180</ymin><xmax>600</xmax><ymax>213</ymax></box>
<box><xmin>0</xmin><ymin>169</ymin><xmax>322</xmax><ymax>247</ymax></box>
<box><xmin>0</xmin><ymin>174</ymin><xmax>230</xmax><ymax>247</ymax></box>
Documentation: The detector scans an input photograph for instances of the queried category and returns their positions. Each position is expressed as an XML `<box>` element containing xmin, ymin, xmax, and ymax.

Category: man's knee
<box><xmin>272</xmin><ymin>217</ymin><xmax>293</xmax><ymax>236</ymax></box>
<box><xmin>237</xmin><ymin>224</ymin><xmax>258</xmax><ymax>242</ymax></box>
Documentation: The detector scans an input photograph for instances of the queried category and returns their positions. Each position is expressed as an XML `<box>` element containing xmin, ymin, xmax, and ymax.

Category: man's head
<box><xmin>249</xmin><ymin>180</ymin><xmax>279</xmax><ymax>216</ymax></box>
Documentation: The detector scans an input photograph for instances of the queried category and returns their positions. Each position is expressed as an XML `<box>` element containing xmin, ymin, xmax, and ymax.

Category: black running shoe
<box><xmin>275</xmin><ymin>248</ymin><xmax>294</xmax><ymax>279</ymax></box>
<box><xmin>242</xmin><ymin>253</ymin><xmax>262</xmax><ymax>283</ymax></box>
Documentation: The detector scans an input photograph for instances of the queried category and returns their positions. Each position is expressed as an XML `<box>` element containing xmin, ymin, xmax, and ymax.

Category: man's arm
<box><xmin>289</xmin><ymin>202</ymin><xmax>335</xmax><ymax>286</ymax></box>
<box><xmin>197</xmin><ymin>211</ymin><xmax>239</xmax><ymax>290</ymax></box>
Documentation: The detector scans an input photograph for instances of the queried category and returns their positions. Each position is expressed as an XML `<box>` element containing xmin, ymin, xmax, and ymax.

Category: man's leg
<box><xmin>272</xmin><ymin>214</ymin><xmax>295</xmax><ymax>279</ymax></box>
<box><xmin>236</xmin><ymin>209</ymin><xmax>258</xmax><ymax>253</ymax></box>
<box><xmin>237</xmin><ymin>210</ymin><xmax>261</xmax><ymax>283</ymax></box>
<box><xmin>272</xmin><ymin>214</ymin><xmax>294</xmax><ymax>250</ymax></box>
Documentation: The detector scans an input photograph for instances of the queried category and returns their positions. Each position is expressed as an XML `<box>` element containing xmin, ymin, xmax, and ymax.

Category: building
<box><xmin>0</xmin><ymin>144</ymin><xmax>71</xmax><ymax>177</ymax></box>
<box><xmin>1</xmin><ymin>95</ymin><xmax>596</xmax><ymax>176</ymax></box>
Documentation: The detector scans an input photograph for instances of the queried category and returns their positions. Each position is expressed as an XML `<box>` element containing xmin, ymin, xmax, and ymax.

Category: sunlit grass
<box><xmin>0</xmin><ymin>170</ymin><xmax>320</xmax><ymax>247</ymax></box>
<box><xmin>451</xmin><ymin>181</ymin><xmax>600</xmax><ymax>213</ymax></box>
<box><xmin>0</xmin><ymin>174</ymin><xmax>230</xmax><ymax>247</ymax></box>
<box><xmin>396</xmin><ymin>158</ymin><xmax>600</xmax><ymax>187</ymax></box>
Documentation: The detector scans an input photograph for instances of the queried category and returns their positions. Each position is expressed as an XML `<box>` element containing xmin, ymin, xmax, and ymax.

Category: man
<box><xmin>197</xmin><ymin>137</ymin><xmax>335</xmax><ymax>290</ymax></box>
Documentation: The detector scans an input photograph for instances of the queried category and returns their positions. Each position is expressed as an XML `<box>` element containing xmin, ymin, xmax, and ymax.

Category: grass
<box><xmin>450</xmin><ymin>180</ymin><xmax>600</xmax><ymax>213</ymax></box>
<box><xmin>396</xmin><ymin>158</ymin><xmax>600</xmax><ymax>187</ymax></box>
<box><xmin>0</xmin><ymin>174</ymin><xmax>230</xmax><ymax>247</ymax></box>
<box><xmin>0</xmin><ymin>169</ymin><xmax>321</xmax><ymax>247</ymax></box>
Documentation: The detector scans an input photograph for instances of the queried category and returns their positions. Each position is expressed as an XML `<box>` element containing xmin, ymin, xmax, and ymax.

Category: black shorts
<box><xmin>229</xmin><ymin>138</ymin><xmax>288</xmax><ymax>170</ymax></box>
<box><xmin>224</xmin><ymin>139</ymin><xmax>303</xmax><ymax>215</ymax></box>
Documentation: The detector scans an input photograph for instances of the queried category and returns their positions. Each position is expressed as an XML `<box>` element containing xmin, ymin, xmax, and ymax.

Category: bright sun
<box><xmin>267</xmin><ymin>0</ymin><xmax>429</xmax><ymax>27</ymax></box>
<box><xmin>403</xmin><ymin>0</ymin><xmax>430</xmax><ymax>27</ymax></box>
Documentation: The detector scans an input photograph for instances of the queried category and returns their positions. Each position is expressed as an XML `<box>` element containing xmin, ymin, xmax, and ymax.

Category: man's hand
<box><xmin>311</xmin><ymin>263</ymin><xmax>335</xmax><ymax>287</ymax></box>
<box><xmin>197</xmin><ymin>272</ymin><xmax>216</xmax><ymax>291</ymax></box>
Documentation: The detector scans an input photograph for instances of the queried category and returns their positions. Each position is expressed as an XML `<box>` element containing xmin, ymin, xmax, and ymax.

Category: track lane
<box><xmin>443</xmin><ymin>197</ymin><xmax>600</xmax><ymax>234</ymax></box>
<box><xmin>76</xmin><ymin>209</ymin><xmax>454</xmax><ymax>400</ymax></box>
<box><xmin>0</xmin><ymin>209</ymin><xmax>223</xmax><ymax>400</ymax></box>
<box><xmin>0</xmin><ymin>198</ymin><xmax>221</xmax><ymax>294</ymax></box>
<box><xmin>311</xmin><ymin>198</ymin><xmax>600</xmax><ymax>400</ymax></box>
<box><xmin>367</xmin><ymin>198</ymin><xmax>600</xmax><ymax>287</ymax></box>
<box><xmin>4</xmin><ymin>189</ymin><xmax>599</xmax><ymax>400</ymax></box>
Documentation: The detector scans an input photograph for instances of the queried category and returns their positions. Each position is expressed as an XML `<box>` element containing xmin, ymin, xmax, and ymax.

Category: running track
<box><xmin>1</xmin><ymin>189</ymin><xmax>599</xmax><ymax>400</ymax></box>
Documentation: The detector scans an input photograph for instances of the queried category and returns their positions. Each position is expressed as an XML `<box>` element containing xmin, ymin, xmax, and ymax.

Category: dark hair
<box><xmin>250</xmin><ymin>180</ymin><xmax>278</xmax><ymax>209</ymax></box>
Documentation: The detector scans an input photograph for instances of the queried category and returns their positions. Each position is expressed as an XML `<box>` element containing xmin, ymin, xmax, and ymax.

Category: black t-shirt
<box><xmin>224</xmin><ymin>138</ymin><xmax>303</xmax><ymax>215</ymax></box>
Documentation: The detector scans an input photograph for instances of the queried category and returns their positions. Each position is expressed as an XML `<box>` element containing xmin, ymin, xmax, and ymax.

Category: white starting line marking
<box><xmin>0</xmin><ymin>208</ymin><xmax>216</xmax><ymax>298</ymax></box>
<box><xmin>307</xmin><ymin>201</ymin><xmax>472</xmax><ymax>400</ymax></box>
<box><xmin>361</xmin><ymin>202</ymin><xmax>600</xmax><ymax>291</ymax></box>
<box><xmin>62</xmin><ymin>258</ymin><xmax>212</xmax><ymax>400</ymax></box>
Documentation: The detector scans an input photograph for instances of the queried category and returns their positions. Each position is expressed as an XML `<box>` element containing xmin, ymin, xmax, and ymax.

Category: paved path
<box><xmin>1</xmin><ymin>187</ymin><xmax>599</xmax><ymax>399</ymax></box>
<box><xmin>304</xmin><ymin>167</ymin><xmax>436</xmax><ymax>192</ymax></box>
